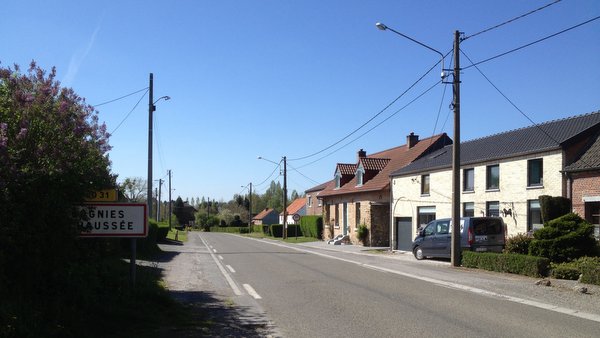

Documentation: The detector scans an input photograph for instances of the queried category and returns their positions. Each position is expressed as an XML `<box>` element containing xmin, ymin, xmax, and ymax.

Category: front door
<box><xmin>342</xmin><ymin>203</ymin><xmax>348</xmax><ymax>235</ymax></box>
<box><xmin>396</xmin><ymin>217</ymin><xmax>413</xmax><ymax>251</ymax></box>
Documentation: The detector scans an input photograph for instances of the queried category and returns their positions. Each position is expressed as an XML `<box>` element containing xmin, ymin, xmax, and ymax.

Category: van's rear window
<box><xmin>472</xmin><ymin>218</ymin><xmax>503</xmax><ymax>235</ymax></box>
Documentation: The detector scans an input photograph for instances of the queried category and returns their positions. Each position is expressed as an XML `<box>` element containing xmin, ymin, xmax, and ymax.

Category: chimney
<box><xmin>407</xmin><ymin>132</ymin><xmax>419</xmax><ymax>149</ymax></box>
<box><xmin>357</xmin><ymin>149</ymin><xmax>367</xmax><ymax>161</ymax></box>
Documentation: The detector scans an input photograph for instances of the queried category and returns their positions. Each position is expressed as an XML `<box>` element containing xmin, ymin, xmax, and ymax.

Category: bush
<box><xmin>299</xmin><ymin>216</ymin><xmax>323</xmax><ymax>239</ymax></box>
<box><xmin>504</xmin><ymin>233</ymin><xmax>533</xmax><ymax>255</ymax></box>
<box><xmin>287</xmin><ymin>224</ymin><xmax>303</xmax><ymax>237</ymax></box>
<box><xmin>529</xmin><ymin>213</ymin><xmax>597</xmax><ymax>262</ymax></box>
<box><xmin>209</xmin><ymin>226</ymin><xmax>248</xmax><ymax>234</ymax></box>
<box><xmin>357</xmin><ymin>224</ymin><xmax>369</xmax><ymax>245</ymax></box>
<box><xmin>462</xmin><ymin>251</ymin><xmax>550</xmax><ymax>278</ymax></box>
<box><xmin>269</xmin><ymin>224</ymin><xmax>283</xmax><ymax>238</ymax></box>
<box><xmin>539</xmin><ymin>195</ymin><xmax>571</xmax><ymax>223</ymax></box>
<box><xmin>550</xmin><ymin>262</ymin><xmax>581</xmax><ymax>280</ymax></box>
<box><xmin>574</xmin><ymin>257</ymin><xmax>600</xmax><ymax>285</ymax></box>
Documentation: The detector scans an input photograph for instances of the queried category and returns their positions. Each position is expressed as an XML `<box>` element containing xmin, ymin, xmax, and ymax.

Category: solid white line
<box><xmin>244</xmin><ymin>236</ymin><xmax>600</xmax><ymax>324</ymax></box>
<box><xmin>226</xmin><ymin>265</ymin><xmax>236</xmax><ymax>273</ymax></box>
<box><xmin>213</xmin><ymin>248</ymin><xmax>217</xmax><ymax>253</ymax></box>
<box><xmin>218</xmin><ymin>255</ymin><xmax>224</xmax><ymax>260</ymax></box>
<box><xmin>199</xmin><ymin>235</ymin><xmax>242</xmax><ymax>296</ymax></box>
<box><xmin>243</xmin><ymin>284</ymin><xmax>262</xmax><ymax>299</ymax></box>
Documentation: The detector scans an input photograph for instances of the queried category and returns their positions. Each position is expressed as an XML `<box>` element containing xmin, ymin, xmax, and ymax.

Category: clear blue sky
<box><xmin>2</xmin><ymin>1</ymin><xmax>599</xmax><ymax>202</ymax></box>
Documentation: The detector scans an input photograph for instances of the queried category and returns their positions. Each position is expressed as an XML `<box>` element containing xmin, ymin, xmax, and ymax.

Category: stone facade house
<box><xmin>564</xmin><ymin>129</ymin><xmax>600</xmax><ymax>238</ymax></box>
<box><xmin>305</xmin><ymin>182</ymin><xmax>329</xmax><ymax>216</ymax></box>
<box><xmin>252</xmin><ymin>208</ymin><xmax>279</xmax><ymax>225</ymax></box>
<box><xmin>319</xmin><ymin>133</ymin><xmax>452</xmax><ymax>246</ymax></box>
<box><xmin>390</xmin><ymin>111</ymin><xmax>600</xmax><ymax>251</ymax></box>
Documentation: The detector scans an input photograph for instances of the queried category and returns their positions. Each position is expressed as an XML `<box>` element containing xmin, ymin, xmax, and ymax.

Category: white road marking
<box><xmin>226</xmin><ymin>265</ymin><xmax>236</xmax><ymax>273</ymax></box>
<box><xmin>243</xmin><ymin>284</ymin><xmax>262</xmax><ymax>299</ymax></box>
<box><xmin>213</xmin><ymin>248</ymin><xmax>217</xmax><ymax>253</ymax></box>
<box><xmin>245</xmin><ymin>236</ymin><xmax>600</xmax><ymax>324</ymax></box>
<box><xmin>199</xmin><ymin>235</ymin><xmax>242</xmax><ymax>296</ymax></box>
<box><xmin>218</xmin><ymin>255</ymin><xmax>224</xmax><ymax>260</ymax></box>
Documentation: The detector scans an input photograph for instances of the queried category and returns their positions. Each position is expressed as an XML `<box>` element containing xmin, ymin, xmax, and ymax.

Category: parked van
<box><xmin>411</xmin><ymin>217</ymin><xmax>506</xmax><ymax>260</ymax></box>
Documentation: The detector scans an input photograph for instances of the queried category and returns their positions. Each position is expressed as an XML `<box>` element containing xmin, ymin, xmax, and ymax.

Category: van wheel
<box><xmin>413</xmin><ymin>246</ymin><xmax>424</xmax><ymax>260</ymax></box>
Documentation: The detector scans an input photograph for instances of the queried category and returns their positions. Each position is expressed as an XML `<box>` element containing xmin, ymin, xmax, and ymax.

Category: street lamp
<box><xmin>377</xmin><ymin>23</ymin><xmax>462</xmax><ymax>266</ymax></box>
<box><xmin>258</xmin><ymin>156</ymin><xmax>288</xmax><ymax>239</ymax></box>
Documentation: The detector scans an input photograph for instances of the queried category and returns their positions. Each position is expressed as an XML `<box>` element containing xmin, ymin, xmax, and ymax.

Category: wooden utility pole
<box><xmin>283</xmin><ymin>156</ymin><xmax>288</xmax><ymax>239</ymax></box>
<box><xmin>451</xmin><ymin>31</ymin><xmax>462</xmax><ymax>267</ymax></box>
<box><xmin>168</xmin><ymin>170</ymin><xmax>172</xmax><ymax>230</ymax></box>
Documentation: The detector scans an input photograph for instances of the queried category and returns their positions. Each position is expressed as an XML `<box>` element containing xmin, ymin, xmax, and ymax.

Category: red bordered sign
<box><xmin>79</xmin><ymin>203</ymin><xmax>147</xmax><ymax>237</ymax></box>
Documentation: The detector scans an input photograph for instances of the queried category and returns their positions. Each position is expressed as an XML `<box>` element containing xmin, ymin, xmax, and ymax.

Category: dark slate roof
<box><xmin>564</xmin><ymin>132</ymin><xmax>600</xmax><ymax>172</ymax></box>
<box><xmin>305</xmin><ymin>181</ymin><xmax>330</xmax><ymax>193</ymax></box>
<box><xmin>392</xmin><ymin>111</ymin><xmax>600</xmax><ymax>176</ymax></box>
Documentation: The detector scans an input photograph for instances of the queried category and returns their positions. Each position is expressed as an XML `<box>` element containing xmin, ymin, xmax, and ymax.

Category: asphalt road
<box><xmin>166</xmin><ymin>232</ymin><xmax>599</xmax><ymax>338</ymax></box>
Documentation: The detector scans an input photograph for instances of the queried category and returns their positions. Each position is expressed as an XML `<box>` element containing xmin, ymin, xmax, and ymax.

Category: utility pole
<box><xmin>168</xmin><ymin>170</ymin><xmax>172</xmax><ymax>230</ymax></box>
<box><xmin>249</xmin><ymin>182</ymin><xmax>252</xmax><ymax>231</ymax></box>
<box><xmin>283</xmin><ymin>156</ymin><xmax>288</xmax><ymax>239</ymax></box>
<box><xmin>157</xmin><ymin>179</ymin><xmax>162</xmax><ymax>221</ymax></box>
<box><xmin>451</xmin><ymin>30</ymin><xmax>462</xmax><ymax>267</ymax></box>
<box><xmin>147</xmin><ymin>73</ymin><xmax>154</xmax><ymax>219</ymax></box>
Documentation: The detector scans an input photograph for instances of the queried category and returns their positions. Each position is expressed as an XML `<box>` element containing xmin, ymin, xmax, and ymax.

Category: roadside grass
<box><xmin>167</xmin><ymin>228</ymin><xmax>188</xmax><ymax>242</ymax></box>
<box><xmin>242</xmin><ymin>232</ymin><xmax>319</xmax><ymax>243</ymax></box>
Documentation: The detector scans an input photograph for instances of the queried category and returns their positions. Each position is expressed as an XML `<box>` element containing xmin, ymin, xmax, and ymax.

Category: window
<box><xmin>527</xmin><ymin>200</ymin><xmax>543</xmax><ymax>232</ymax></box>
<box><xmin>486</xmin><ymin>165</ymin><xmax>500</xmax><ymax>190</ymax></box>
<box><xmin>307</xmin><ymin>195</ymin><xmax>312</xmax><ymax>207</ymax></box>
<box><xmin>318</xmin><ymin>199</ymin><xmax>322</xmax><ymax>207</ymax></box>
<box><xmin>335</xmin><ymin>172</ymin><xmax>341</xmax><ymax>189</ymax></box>
<box><xmin>421</xmin><ymin>174</ymin><xmax>430</xmax><ymax>195</ymax></box>
<box><xmin>585</xmin><ymin>202</ymin><xmax>600</xmax><ymax>239</ymax></box>
<box><xmin>486</xmin><ymin>201</ymin><xmax>500</xmax><ymax>217</ymax></box>
<box><xmin>417</xmin><ymin>206</ymin><xmax>436</xmax><ymax>229</ymax></box>
<box><xmin>436</xmin><ymin>220</ymin><xmax>450</xmax><ymax>234</ymax></box>
<box><xmin>528</xmin><ymin>159</ymin><xmax>543</xmax><ymax>187</ymax></box>
<box><xmin>356</xmin><ymin>165</ymin><xmax>364</xmax><ymax>186</ymax></box>
<box><xmin>463</xmin><ymin>168</ymin><xmax>474</xmax><ymax>192</ymax></box>
<box><xmin>355</xmin><ymin>202</ymin><xmax>361</xmax><ymax>229</ymax></box>
<box><xmin>463</xmin><ymin>202</ymin><xmax>475</xmax><ymax>217</ymax></box>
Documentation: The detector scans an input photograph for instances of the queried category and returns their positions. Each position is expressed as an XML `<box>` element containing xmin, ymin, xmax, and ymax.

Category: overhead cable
<box><xmin>93</xmin><ymin>87</ymin><xmax>149</xmax><ymax>107</ymax></box>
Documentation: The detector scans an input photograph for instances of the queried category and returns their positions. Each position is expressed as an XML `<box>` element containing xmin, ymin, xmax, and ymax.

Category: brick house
<box><xmin>390</xmin><ymin>111</ymin><xmax>600</xmax><ymax>251</ymax></box>
<box><xmin>305</xmin><ymin>182</ymin><xmax>329</xmax><ymax>216</ymax></box>
<box><xmin>564</xmin><ymin>130</ymin><xmax>600</xmax><ymax>238</ymax></box>
<box><xmin>252</xmin><ymin>208</ymin><xmax>279</xmax><ymax>225</ymax></box>
<box><xmin>318</xmin><ymin>133</ymin><xmax>452</xmax><ymax>246</ymax></box>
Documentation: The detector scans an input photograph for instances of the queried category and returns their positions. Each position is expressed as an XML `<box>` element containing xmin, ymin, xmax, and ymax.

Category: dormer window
<box><xmin>335</xmin><ymin>171</ymin><xmax>342</xmax><ymax>189</ymax></box>
<box><xmin>356</xmin><ymin>165</ymin><xmax>365</xmax><ymax>187</ymax></box>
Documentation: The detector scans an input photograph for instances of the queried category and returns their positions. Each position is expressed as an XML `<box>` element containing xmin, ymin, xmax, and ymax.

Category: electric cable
<box><xmin>463</xmin><ymin>15</ymin><xmax>600</xmax><ymax>70</ymax></box>
<box><xmin>110</xmin><ymin>88</ymin><xmax>148</xmax><ymax>135</ymax></box>
<box><xmin>92</xmin><ymin>87</ymin><xmax>149</xmax><ymax>107</ymax></box>
<box><xmin>287</xmin><ymin>162</ymin><xmax>321</xmax><ymax>186</ymax></box>
<box><xmin>463</xmin><ymin>0</ymin><xmax>563</xmax><ymax>41</ymax></box>
<box><xmin>255</xmin><ymin>160</ymin><xmax>282</xmax><ymax>188</ymax></box>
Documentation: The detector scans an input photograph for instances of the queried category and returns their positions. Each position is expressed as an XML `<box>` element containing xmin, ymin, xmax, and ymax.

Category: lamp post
<box><xmin>241</xmin><ymin>183</ymin><xmax>253</xmax><ymax>231</ymax></box>
<box><xmin>377</xmin><ymin>23</ymin><xmax>461</xmax><ymax>266</ymax></box>
<box><xmin>258</xmin><ymin>156</ymin><xmax>287</xmax><ymax>239</ymax></box>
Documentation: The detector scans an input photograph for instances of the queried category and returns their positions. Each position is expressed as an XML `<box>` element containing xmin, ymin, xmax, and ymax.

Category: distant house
<box><xmin>174</xmin><ymin>201</ymin><xmax>197</xmax><ymax>227</ymax></box>
<box><xmin>564</xmin><ymin>129</ymin><xmax>600</xmax><ymax>238</ymax></box>
<box><xmin>305</xmin><ymin>182</ymin><xmax>329</xmax><ymax>216</ymax></box>
<box><xmin>280</xmin><ymin>197</ymin><xmax>307</xmax><ymax>225</ymax></box>
<box><xmin>318</xmin><ymin>133</ymin><xmax>452</xmax><ymax>246</ymax></box>
<box><xmin>390</xmin><ymin>111</ymin><xmax>600</xmax><ymax>251</ymax></box>
<box><xmin>252</xmin><ymin>208</ymin><xmax>279</xmax><ymax>225</ymax></box>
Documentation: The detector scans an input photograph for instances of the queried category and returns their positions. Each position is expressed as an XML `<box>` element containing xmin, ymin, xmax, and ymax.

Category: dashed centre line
<box><xmin>243</xmin><ymin>284</ymin><xmax>262</xmax><ymax>299</ymax></box>
<box><xmin>218</xmin><ymin>255</ymin><xmax>224</xmax><ymax>260</ymax></box>
<box><xmin>226</xmin><ymin>265</ymin><xmax>236</xmax><ymax>273</ymax></box>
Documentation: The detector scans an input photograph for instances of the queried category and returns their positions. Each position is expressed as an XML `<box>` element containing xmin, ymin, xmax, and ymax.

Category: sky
<box><xmin>2</xmin><ymin>0</ymin><xmax>599</xmax><ymax>202</ymax></box>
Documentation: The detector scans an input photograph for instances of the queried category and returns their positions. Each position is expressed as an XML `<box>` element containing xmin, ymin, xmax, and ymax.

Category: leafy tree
<box><xmin>290</xmin><ymin>189</ymin><xmax>300</xmax><ymax>201</ymax></box>
<box><xmin>0</xmin><ymin>62</ymin><xmax>114</xmax><ymax>333</ymax></box>
<box><xmin>118</xmin><ymin>177</ymin><xmax>146</xmax><ymax>202</ymax></box>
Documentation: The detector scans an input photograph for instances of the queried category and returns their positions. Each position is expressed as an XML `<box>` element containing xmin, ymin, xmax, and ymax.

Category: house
<box><xmin>318</xmin><ymin>133</ymin><xmax>452</xmax><ymax>246</ymax></box>
<box><xmin>279</xmin><ymin>197</ymin><xmax>307</xmax><ymax>225</ymax></box>
<box><xmin>390</xmin><ymin>111</ymin><xmax>600</xmax><ymax>251</ymax></box>
<box><xmin>305</xmin><ymin>181</ymin><xmax>329</xmax><ymax>216</ymax></box>
<box><xmin>252</xmin><ymin>208</ymin><xmax>279</xmax><ymax>225</ymax></box>
<box><xmin>564</xmin><ymin>129</ymin><xmax>600</xmax><ymax>238</ymax></box>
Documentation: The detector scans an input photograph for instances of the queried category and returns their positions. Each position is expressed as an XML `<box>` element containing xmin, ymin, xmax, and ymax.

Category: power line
<box><xmin>463</xmin><ymin>0</ymin><xmax>563</xmax><ymax>41</ymax></box>
<box><xmin>110</xmin><ymin>88</ymin><xmax>148</xmax><ymax>135</ymax></box>
<box><xmin>92</xmin><ymin>87</ymin><xmax>149</xmax><ymax>107</ymax></box>
<box><xmin>287</xmin><ymin>163</ymin><xmax>321</xmax><ymax>186</ymax></box>
<box><xmin>463</xmin><ymin>15</ymin><xmax>600</xmax><ymax>70</ymax></box>
<box><xmin>288</xmin><ymin>51</ymin><xmax>451</xmax><ymax>162</ymax></box>
<box><xmin>255</xmin><ymin>160</ymin><xmax>282</xmax><ymax>188</ymax></box>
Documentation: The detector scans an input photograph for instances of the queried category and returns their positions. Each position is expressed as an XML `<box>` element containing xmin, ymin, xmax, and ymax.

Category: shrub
<box><xmin>504</xmin><ymin>233</ymin><xmax>533</xmax><ymax>255</ymax></box>
<box><xmin>299</xmin><ymin>216</ymin><xmax>323</xmax><ymax>239</ymax></box>
<box><xmin>574</xmin><ymin>257</ymin><xmax>600</xmax><ymax>285</ymax></box>
<box><xmin>269</xmin><ymin>224</ymin><xmax>283</xmax><ymax>238</ymax></box>
<box><xmin>539</xmin><ymin>195</ymin><xmax>571</xmax><ymax>223</ymax></box>
<box><xmin>462</xmin><ymin>251</ymin><xmax>550</xmax><ymax>278</ymax></box>
<box><xmin>550</xmin><ymin>262</ymin><xmax>580</xmax><ymax>280</ymax></box>
<box><xmin>357</xmin><ymin>224</ymin><xmax>369</xmax><ymax>245</ymax></box>
<box><xmin>529</xmin><ymin>213</ymin><xmax>597</xmax><ymax>263</ymax></box>
<box><xmin>287</xmin><ymin>224</ymin><xmax>303</xmax><ymax>237</ymax></box>
<box><xmin>209</xmin><ymin>226</ymin><xmax>248</xmax><ymax>234</ymax></box>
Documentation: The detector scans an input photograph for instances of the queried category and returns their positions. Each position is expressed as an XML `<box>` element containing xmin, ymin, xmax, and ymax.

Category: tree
<box><xmin>118</xmin><ymin>177</ymin><xmax>146</xmax><ymax>202</ymax></box>
<box><xmin>0</xmin><ymin>62</ymin><xmax>114</xmax><ymax>332</ymax></box>
<box><xmin>290</xmin><ymin>190</ymin><xmax>300</xmax><ymax>201</ymax></box>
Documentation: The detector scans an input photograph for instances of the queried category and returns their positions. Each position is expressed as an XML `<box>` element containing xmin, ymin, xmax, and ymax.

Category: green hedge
<box><xmin>287</xmin><ymin>224</ymin><xmax>303</xmax><ymax>237</ymax></box>
<box><xmin>251</xmin><ymin>225</ymin><xmax>268</xmax><ymax>233</ymax></box>
<box><xmin>539</xmin><ymin>195</ymin><xmax>571</xmax><ymax>223</ymax></box>
<box><xmin>551</xmin><ymin>257</ymin><xmax>600</xmax><ymax>285</ymax></box>
<box><xmin>551</xmin><ymin>263</ymin><xmax>581</xmax><ymax>280</ymax></box>
<box><xmin>300</xmin><ymin>216</ymin><xmax>323</xmax><ymax>239</ymax></box>
<box><xmin>209</xmin><ymin>226</ymin><xmax>249</xmax><ymax>234</ymax></box>
<box><xmin>462</xmin><ymin>251</ymin><xmax>550</xmax><ymax>278</ymax></box>
<box><xmin>504</xmin><ymin>233</ymin><xmax>533</xmax><ymax>255</ymax></box>
<box><xmin>269</xmin><ymin>224</ymin><xmax>283</xmax><ymax>238</ymax></box>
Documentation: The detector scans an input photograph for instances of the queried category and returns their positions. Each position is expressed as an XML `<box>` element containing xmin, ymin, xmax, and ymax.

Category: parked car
<box><xmin>412</xmin><ymin>217</ymin><xmax>506</xmax><ymax>260</ymax></box>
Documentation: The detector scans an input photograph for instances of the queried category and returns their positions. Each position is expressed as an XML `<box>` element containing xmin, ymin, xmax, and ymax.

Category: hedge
<box><xmin>209</xmin><ymin>226</ymin><xmax>250</xmax><ymax>234</ymax></box>
<box><xmin>287</xmin><ymin>224</ymin><xmax>303</xmax><ymax>237</ymax></box>
<box><xmin>299</xmin><ymin>216</ymin><xmax>323</xmax><ymax>239</ymax></box>
<box><xmin>462</xmin><ymin>251</ymin><xmax>550</xmax><ymax>278</ymax></box>
<box><xmin>269</xmin><ymin>224</ymin><xmax>283</xmax><ymax>238</ymax></box>
<box><xmin>251</xmin><ymin>225</ymin><xmax>268</xmax><ymax>234</ymax></box>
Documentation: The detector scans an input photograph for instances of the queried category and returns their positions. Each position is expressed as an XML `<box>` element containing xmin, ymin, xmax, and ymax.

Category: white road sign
<box><xmin>79</xmin><ymin>203</ymin><xmax>147</xmax><ymax>237</ymax></box>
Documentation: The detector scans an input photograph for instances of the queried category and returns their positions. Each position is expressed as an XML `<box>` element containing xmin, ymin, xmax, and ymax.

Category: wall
<box><xmin>390</xmin><ymin>151</ymin><xmax>564</xmax><ymax>248</ymax></box>
<box><xmin>571</xmin><ymin>171</ymin><xmax>600</xmax><ymax>216</ymax></box>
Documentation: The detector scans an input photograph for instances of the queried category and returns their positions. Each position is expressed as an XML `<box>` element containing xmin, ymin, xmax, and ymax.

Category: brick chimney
<box><xmin>357</xmin><ymin>149</ymin><xmax>367</xmax><ymax>161</ymax></box>
<box><xmin>407</xmin><ymin>132</ymin><xmax>419</xmax><ymax>149</ymax></box>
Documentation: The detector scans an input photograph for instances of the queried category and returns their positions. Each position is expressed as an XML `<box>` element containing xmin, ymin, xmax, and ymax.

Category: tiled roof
<box><xmin>319</xmin><ymin>133</ymin><xmax>452</xmax><ymax>197</ymax></box>
<box><xmin>392</xmin><ymin>111</ymin><xmax>600</xmax><ymax>176</ymax></box>
<box><xmin>305</xmin><ymin>181</ymin><xmax>330</xmax><ymax>193</ymax></box>
<box><xmin>337</xmin><ymin>163</ymin><xmax>357</xmax><ymax>175</ymax></box>
<box><xmin>281</xmin><ymin>198</ymin><xmax>306</xmax><ymax>215</ymax></box>
<box><xmin>360</xmin><ymin>157</ymin><xmax>390</xmax><ymax>171</ymax></box>
<box><xmin>253</xmin><ymin>208</ymin><xmax>277</xmax><ymax>220</ymax></box>
<box><xmin>564</xmin><ymin>131</ymin><xmax>600</xmax><ymax>172</ymax></box>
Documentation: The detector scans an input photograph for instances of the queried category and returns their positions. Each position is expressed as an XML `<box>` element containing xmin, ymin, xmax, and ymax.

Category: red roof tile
<box><xmin>281</xmin><ymin>197</ymin><xmax>307</xmax><ymax>215</ymax></box>
<box><xmin>253</xmin><ymin>208</ymin><xmax>277</xmax><ymax>220</ymax></box>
